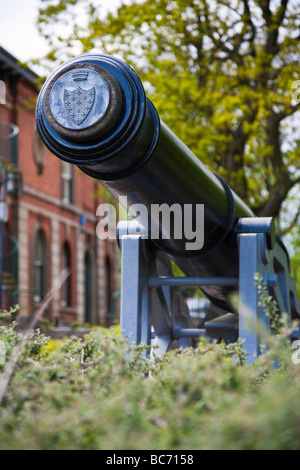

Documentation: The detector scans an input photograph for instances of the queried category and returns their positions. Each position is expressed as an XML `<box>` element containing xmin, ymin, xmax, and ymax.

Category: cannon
<box><xmin>36</xmin><ymin>53</ymin><xmax>300</xmax><ymax>361</ymax></box>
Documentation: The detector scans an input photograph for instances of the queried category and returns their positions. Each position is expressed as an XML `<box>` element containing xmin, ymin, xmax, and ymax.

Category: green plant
<box><xmin>0</xmin><ymin>295</ymin><xmax>299</xmax><ymax>450</ymax></box>
<box><xmin>255</xmin><ymin>273</ymin><xmax>288</xmax><ymax>333</ymax></box>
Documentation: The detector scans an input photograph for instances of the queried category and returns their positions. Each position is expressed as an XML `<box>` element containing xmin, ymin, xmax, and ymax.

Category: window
<box><xmin>61</xmin><ymin>161</ymin><xmax>74</xmax><ymax>204</ymax></box>
<box><xmin>61</xmin><ymin>242</ymin><xmax>71</xmax><ymax>307</ymax></box>
<box><xmin>33</xmin><ymin>229</ymin><xmax>47</xmax><ymax>302</ymax></box>
<box><xmin>0</xmin><ymin>80</ymin><xmax>5</xmax><ymax>104</ymax></box>
<box><xmin>84</xmin><ymin>251</ymin><xmax>92</xmax><ymax>323</ymax></box>
<box><xmin>33</xmin><ymin>129</ymin><xmax>46</xmax><ymax>175</ymax></box>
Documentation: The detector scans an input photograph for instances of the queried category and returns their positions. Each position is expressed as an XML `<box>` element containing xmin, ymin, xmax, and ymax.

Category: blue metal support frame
<box><xmin>118</xmin><ymin>217</ymin><xmax>300</xmax><ymax>363</ymax></box>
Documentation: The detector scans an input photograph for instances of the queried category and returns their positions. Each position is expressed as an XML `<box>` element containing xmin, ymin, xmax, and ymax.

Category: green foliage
<box><xmin>34</xmin><ymin>1</ymin><xmax>300</xmax><ymax>223</ymax></box>
<box><xmin>255</xmin><ymin>273</ymin><xmax>284</xmax><ymax>332</ymax></box>
<box><xmin>33</xmin><ymin>0</ymin><xmax>300</xmax><ymax>282</ymax></box>
<box><xmin>1</xmin><ymin>310</ymin><xmax>300</xmax><ymax>450</ymax></box>
<box><xmin>290</xmin><ymin>227</ymin><xmax>300</xmax><ymax>298</ymax></box>
<box><xmin>0</xmin><ymin>306</ymin><xmax>49</xmax><ymax>373</ymax></box>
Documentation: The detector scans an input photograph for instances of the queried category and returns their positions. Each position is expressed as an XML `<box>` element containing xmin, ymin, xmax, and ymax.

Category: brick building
<box><xmin>0</xmin><ymin>46</ymin><xmax>119</xmax><ymax>327</ymax></box>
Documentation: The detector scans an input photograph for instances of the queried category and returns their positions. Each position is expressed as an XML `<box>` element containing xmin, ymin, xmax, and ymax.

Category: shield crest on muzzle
<box><xmin>64</xmin><ymin>86</ymin><xmax>95</xmax><ymax>126</ymax></box>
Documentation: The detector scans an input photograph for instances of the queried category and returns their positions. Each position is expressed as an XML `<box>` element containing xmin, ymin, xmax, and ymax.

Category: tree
<box><xmin>35</xmin><ymin>0</ymin><xmax>300</xmax><ymax>233</ymax></box>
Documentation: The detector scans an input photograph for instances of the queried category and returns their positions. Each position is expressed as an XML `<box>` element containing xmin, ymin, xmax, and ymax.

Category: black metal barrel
<box><xmin>36</xmin><ymin>53</ymin><xmax>255</xmax><ymax>312</ymax></box>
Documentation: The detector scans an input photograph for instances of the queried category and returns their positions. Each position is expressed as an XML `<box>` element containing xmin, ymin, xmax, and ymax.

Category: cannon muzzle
<box><xmin>36</xmin><ymin>54</ymin><xmax>266</xmax><ymax>312</ymax></box>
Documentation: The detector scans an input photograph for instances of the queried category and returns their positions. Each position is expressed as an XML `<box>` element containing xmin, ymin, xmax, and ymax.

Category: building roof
<box><xmin>0</xmin><ymin>45</ymin><xmax>39</xmax><ymax>89</ymax></box>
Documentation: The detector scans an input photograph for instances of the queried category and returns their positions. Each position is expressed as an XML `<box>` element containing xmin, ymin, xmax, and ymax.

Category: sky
<box><xmin>0</xmin><ymin>0</ymin><xmax>50</xmax><ymax>63</ymax></box>
<box><xmin>0</xmin><ymin>0</ymin><xmax>121</xmax><ymax>70</ymax></box>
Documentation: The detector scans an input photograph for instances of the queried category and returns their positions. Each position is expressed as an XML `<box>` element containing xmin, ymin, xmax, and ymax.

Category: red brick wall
<box><xmin>0</xmin><ymin>60</ymin><xmax>119</xmax><ymax>325</ymax></box>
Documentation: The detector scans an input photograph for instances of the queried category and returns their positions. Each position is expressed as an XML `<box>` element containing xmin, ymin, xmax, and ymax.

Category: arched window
<box><xmin>105</xmin><ymin>256</ymin><xmax>111</xmax><ymax>315</ymax></box>
<box><xmin>33</xmin><ymin>229</ymin><xmax>47</xmax><ymax>302</ymax></box>
<box><xmin>62</xmin><ymin>242</ymin><xmax>71</xmax><ymax>307</ymax></box>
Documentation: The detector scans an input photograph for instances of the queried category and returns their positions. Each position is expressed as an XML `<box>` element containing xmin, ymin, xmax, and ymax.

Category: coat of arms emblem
<box><xmin>64</xmin><ymin>86</ymin><xmax>95</xmax><ymax>126</ymax></box>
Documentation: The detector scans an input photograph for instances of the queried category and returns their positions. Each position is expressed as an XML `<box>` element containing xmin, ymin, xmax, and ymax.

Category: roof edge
<box><xmin>0</xmin><ymin>45</ymin><xmax>40</xmax><ymax>87</ymax></box>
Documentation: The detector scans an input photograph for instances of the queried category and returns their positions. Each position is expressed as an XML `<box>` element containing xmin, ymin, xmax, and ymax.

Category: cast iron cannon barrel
<box><xmin>36</xmin><ymin>53</ymin><xmax>269</xmax><ymax>312</ymax></box>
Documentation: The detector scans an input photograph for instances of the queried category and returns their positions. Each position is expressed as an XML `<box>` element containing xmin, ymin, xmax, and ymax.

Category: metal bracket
<box><xmin>237</xmin><ymin>218</ymin><xmax>300</xmax><ymax>362</ymax></box>
<box><xmin>118</xmin><ymin>218</ymin><xmax>300</xmax><ymax>363</ymax></box>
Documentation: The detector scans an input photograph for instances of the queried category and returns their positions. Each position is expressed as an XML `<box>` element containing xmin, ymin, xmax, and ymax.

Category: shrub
<box><xmin>0</xmin><ymin>301</ymin><xmax>300</xmax><ymax>449</ymax></box>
